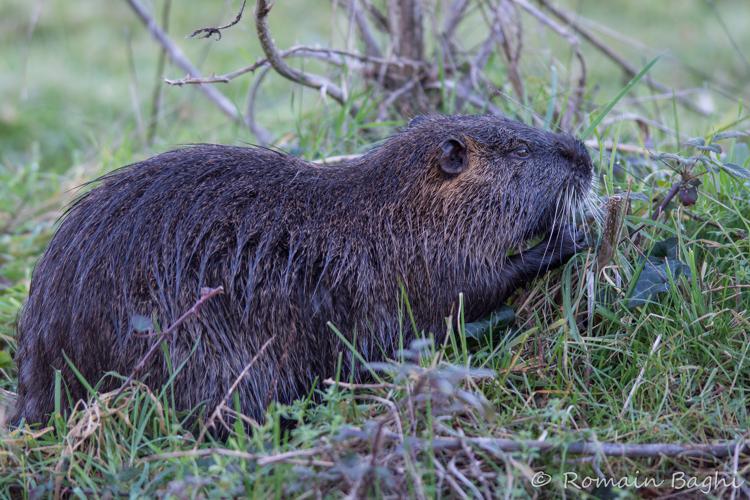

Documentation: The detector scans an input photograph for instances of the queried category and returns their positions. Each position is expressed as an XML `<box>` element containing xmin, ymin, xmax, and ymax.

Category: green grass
<box><xmin>2</xmin><ymin>0</ymin><xmax>750</xmax><ymax>497</ymax></box>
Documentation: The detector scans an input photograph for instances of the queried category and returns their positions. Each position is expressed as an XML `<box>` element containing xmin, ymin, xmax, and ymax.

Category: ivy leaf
<box><xmin>650</xmin><ymin>237</ymin><xmax>678</xmax><ymax>259</ymax></box>
<box><xmin>628</xmin><ymin>256</ymin><xmax>691</xmax><ymax>308</ymax></box>
<box><xmin>464</xmin><ymin>304</ymin><xmax>515</xmax><ymax>342</ymax></box>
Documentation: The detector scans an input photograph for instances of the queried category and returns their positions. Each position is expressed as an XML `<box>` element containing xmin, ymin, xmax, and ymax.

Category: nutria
<box><xmin>13</xmin><ymin>114</ymin><xmax>593</xmax><ymax>427</ymax></box>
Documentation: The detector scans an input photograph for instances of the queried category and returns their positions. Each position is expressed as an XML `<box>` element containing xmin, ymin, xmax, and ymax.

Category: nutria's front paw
<box><xmin>545</xmin><ymin>224</ymin><xmax>591</xmax><ymax>265</ymax></box>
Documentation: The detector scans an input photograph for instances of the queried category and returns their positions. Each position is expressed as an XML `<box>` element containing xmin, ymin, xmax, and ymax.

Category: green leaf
<box><xmin>721</xmin><ymin>162</ymin><xmax>750</xmax><ymax>179</ymax></box>
<box><xmin>651</xmin><ymin>237</ymin><xmax>678</xmax><ymax>259</ymax></box>
<box><xmin>713</xmin><ymin>131</ymin><xmax>749</xmax><ymax>141</ymax></box>
<box><xmin>684</xmin><ymin>137</ymin><xmax>706</xmax><ymax>147</ymax></box>
<box><xmin>628</xmin><ymin>257</ymin><xmax>691</xmax><ymax>308</ymax></box>
<box><xmin>581</xmin><ymin>56</ymin><xmax>660</xmax><ymax>139</ymax></box>
<box><xmin>694</xmin><ymin>143</ymin><xmax>722</xmax><ymax>154</ymax></box>
<box><xmin>464</xmin><ymin>304</ymin><xmax>515</xmax><ymax>342</ymax></box>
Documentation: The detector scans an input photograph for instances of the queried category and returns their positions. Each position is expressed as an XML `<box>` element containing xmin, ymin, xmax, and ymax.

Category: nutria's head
<box><xmin>372</xmin><ymin>114</ymin><xmax>595</xmax><ymax>254</ymax></box>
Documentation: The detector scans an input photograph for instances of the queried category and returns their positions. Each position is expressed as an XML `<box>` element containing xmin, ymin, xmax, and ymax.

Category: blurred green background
<box><xmin>1</xmin><ymin>0</ymin><xmax>749</xmax><ymax>171</ymax></box>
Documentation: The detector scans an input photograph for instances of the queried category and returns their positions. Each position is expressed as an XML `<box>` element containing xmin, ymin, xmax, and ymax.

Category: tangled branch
<box><xmin>125</xmin><ymin>0</ymin><xmax>719</xmax><ymax>143</ymax></box>
<box><xmin>255</xmin><ymin>0</ymin><xmax>356</xmax><ymax>113</ymax></box>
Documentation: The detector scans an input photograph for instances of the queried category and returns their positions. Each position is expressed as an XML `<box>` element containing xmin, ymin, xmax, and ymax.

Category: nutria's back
<box><xmin>14</xmin><ymin>114</ymin><xmax>593</xmax><ymax>427</ymax></box>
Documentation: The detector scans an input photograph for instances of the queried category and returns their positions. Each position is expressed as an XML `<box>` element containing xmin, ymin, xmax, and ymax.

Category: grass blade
<box><xmin>581</xmin><ymin>56</ymin><xmax>660</xmax><ymax>139</ymax></box>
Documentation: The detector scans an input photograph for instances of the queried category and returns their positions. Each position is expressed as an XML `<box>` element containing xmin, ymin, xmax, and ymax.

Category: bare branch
<box><xmin>377</xmin><ymin>78</ymin><xmax>419</xmax><ymax>121</ymax></box>
<box><xmin>425</xmin><ymin>79</ymin><xmax>504</xmax><ymax>116</ymax></box>
<box><xmin>348</xmin><ymin>0</ymin><xmax>382</xmax><ymax>57</ymax></box>
<box><xmin>442</xmin><ymin>0</ymin><xmax>470</xmax><ymax>39</ymax></box>
<box><xmin>165</xmin><ymin>46</ymin><xmax>423</xmax><ymax>86</ymax></box>
<box><xmin>255</xmin><ymin>0</ymin><xmax>357</xmax><ymax>113</ymax></box>
<box><xmin>512</xmin><ymin>0</ymin><xmax>586</xmax><ymax>130</ymax></box>
<box><xmin>124</xmin><ymin>0</ymin><xmax>242</xmax><ymax>122</ymax></box>
<box><xmin>471</xmin><ymin>24</ymin><xmax>498</xmax><ymax>79</ymax></box>
<box><xmin>165</xmin><ymin>49</ymin><xmax>339</xmax><ymax>87</ymax></box>
<box><xmin>451</xmin><ymin>6</ymin><xmax>500</xmax><ymax>113</ymax></box>
<box><xmin>437</xmin><ymin>0</ymin><xmax>470</xmax><ymax>86</ymax></box>
<box><xmin>190</xmin><ymin>0</ymin><xmax>247</xmax><ymax>40</ymax></box>
<box><xmin>584</xmin><ymin>139</ymin><xmax>650</xmax><ymax>155</ymax></box>
<box><xmin>386</xmin><ymin>0</ymin><xmax>424</xmax><ymax>61</ymax></box>
<box><xmin>360</xmin><ymin>0</ymin><xmax>389</xmax><ymax>32</ymax></box>
<box><xmin>651</xmin><ymin>181</ymin><xmax>682</xmax><ymax>221</ymax></box>
<box><xmin>490</xmin><ymin>0</ymin><xmax>526</xmax><ymax>105</ymax></box>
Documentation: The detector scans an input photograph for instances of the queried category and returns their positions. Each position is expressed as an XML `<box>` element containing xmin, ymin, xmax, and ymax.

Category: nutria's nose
<box><xmin>556</xmin><ymin>136</ymin><xmax>592</xmax><ymax>175</ymax></box>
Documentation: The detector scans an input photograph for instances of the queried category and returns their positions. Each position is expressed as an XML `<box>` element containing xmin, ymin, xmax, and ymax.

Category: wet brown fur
<box><xmin>13</xmin><ymin>114</ymin><xmax>593</xmax><ymax>426</ymax></box>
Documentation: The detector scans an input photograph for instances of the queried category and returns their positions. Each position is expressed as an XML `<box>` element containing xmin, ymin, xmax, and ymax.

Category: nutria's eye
<box><xmin>438</xmin><ymin>138</ymin><xmax>468</xmax><ymax>176</ymax></box>
<box><xmin>512</xmin><ymin>146</ymin><xmax>530</xmax><ymax>159</ymax></box>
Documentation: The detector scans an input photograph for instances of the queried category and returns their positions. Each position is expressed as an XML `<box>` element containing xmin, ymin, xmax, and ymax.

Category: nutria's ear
<box><xmin>438</xmin><ymin>137</ymin><xmax>468</xmax><ymax>175</ymax></box>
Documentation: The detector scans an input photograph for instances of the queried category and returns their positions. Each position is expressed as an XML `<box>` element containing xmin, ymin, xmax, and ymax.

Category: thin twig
<box><xmin>114</xmin><ymin>286</ymin><xmax>224</xmax><ymax>400</ymax></box>
<box><xmin>390</xmin><ymin>431</ymin><xmax>748</xmax><ymax>458</ymax></box>
<box><xmin>434</xmin><ymin>458</ymin><xmax>469</xmax><ymax>499</ymax></box>
<box><xmin>512</xmin><ymin>0</ymin><xmax>586</xmax><ymax>130</ymax></box>
<box><xmin>494</xmin><ymin>0</ymin><xmax>525</xmax><ymax>105</ymax></box>
<box><xmin>197</xmin><ymin>335</ymin><xmax>276</xmax><ymax>442</ymax></box>
<box><xmin>257</xmin><ymin>447</ymin><xmax>329</xmax><ymax>466</ymax></box>
<box><xmin>361</xmin><ymin>0</ymin><xmax>389</xmax><ymax>32</ymax></box>
<box><xmin>730</xmin><ymin>437</ymin><xmax>744</xmax><ymax>500</ymax></box>
<box><xmin>190</xmin><ymin>0</ymin><xmax>247</xmax><ymax>40</ymax></box>
<box><xmin>348</xmin><ymin>0</ymin><xmax>382</xmax><ymax>57</ymax></box>
<box><xmin>141</xmin><ymin>446</ymin><xmax>331</xmax><ymax>467</ymax></box>
<box><xmin>437</xmin><ymin>0</ymin><xmax>469</xmax><ymax>92</ymax></box>
<box><xmin>377</xmin><ymin>78</ymin><xmax>419</xmax><ymax>121</ymax></box>
<box><xmin>424</xmin><ymin>79</ymin><xmax>504</xmax><ymax>116</ymax></box>
<box><xmin>601</xmin><ymin>112</ymin><xmax>680</xmax><ymax>137</ymax></box>
<box><xmin>164</xmin><ymin>48</ymin><xmax>312</xmax><ymax>86</ymax></box>
<box><xmin>651</xmin><ymin>181</ymin><xmax>681</xmax><ymax>221</ymax></box>
<box><xmin>442</xmin><ymin>0</ymin><xmax>470</xmax><ymax>40</ymax></box>
<box><xmin>165</xmin><ymin>46</ymin><xmax>423</xmax><ymax>86</ymax></box>
<box><xmin>583</xmin><ymin>140</ymin><xmax>649</xmax><ymax>155</ymax></box>
<box><xmin>448</xmin><ymin>457</ymin><xmax>484</xmax><ymax>499</ymax></box>
<box><xmin>124</xmin><ymin>0</ymin><xmax>242</xmax><ymax>122</ymax></box>
<box><xmin>323</xmin><ymin>378</ymin><xmax>397</xmax><ymax>390</ymax></box>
